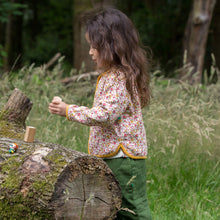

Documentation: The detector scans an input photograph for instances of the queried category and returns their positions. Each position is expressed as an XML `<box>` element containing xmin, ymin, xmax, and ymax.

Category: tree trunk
<box><xmin>3</xmin><ymin>88</ymin><xmax>33</xmax><ymax>127</ymax></box>
<box><xmin>73</xmin><ymin>0</ymin><xmax>94</xmax><ymax>72</ymax></box>
<box><xmin>28</xmin><ymin>0</ymin><xmax>40</xmax><ymax>43</ymax></box>
<box><xmin>0</xmin><ymin>23</ymin><xmax>5</xmax><ymax>46</ymax></box>
<box><xmin>3</xmin><ymin>0</ymin><xmax>24</xmax><ymax>72</ymax></box>
<box><xmin>73</xmin><ymin>0</ymin><xmax>115</xmax><ymax>72</ymax></box>
<box><xmin>11</xmin><ymin>0</ymin><xmax>24</xmax><ymax>69</ymax></box>
<box><xmin>212</xmin><ymin>0</ymin><xmax>220</xmax><ymax>70</ymax></box>
<box><xmin>0</xmin><ymin>89</ymin><xmax>121</xmax><ymax>219</ymax></box>
<box><xmin>0</xmin><ymin>138</ymin><xmax>121</xmax><ymax>219</ymax></box>
<box><xmin>183</xmin><ymin>0</ymin><xmax>216</xmax><ymax>84</ymax></box>
<box><xmin>3</xmin><ymin>0</ymin><xmax>14</xmax><ymax>72</ymax></box>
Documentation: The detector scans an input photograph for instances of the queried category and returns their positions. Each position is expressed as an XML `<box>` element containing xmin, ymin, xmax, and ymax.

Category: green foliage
<box><xmin>145</xmin><ymin>74</ymin><xmax>220</xmax><ymax>219</ymax></box>
<box><xmin>1</xmin><ymin>0</ymin><xmax>194</xmax><ymax>75</ymax></box>
<box><xmin>0</xmin><ymin>44</ymin><xmax>7</xmax><ymax>68</ymax></box>
<box><xmin>0</xmin><ymin>64</ymin><xmax>219</xmax><ymax>219</ymax></box>
<box><xmin>22</xmin><ymin>0</ymin><xmax>73</xmax><ymax>67</ymax></box>
<box><xmin>117</xmin><ymin>0</ymin><xmax>191</xmax><ymax>74</ymax></box>
<box><xmin>0</xmin><ymin>0</ymin><xmax>26</xmax><ymax>23</ymax></box>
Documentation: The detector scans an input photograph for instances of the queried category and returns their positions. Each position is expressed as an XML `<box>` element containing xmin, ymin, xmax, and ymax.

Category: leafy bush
<box><xmin>0</xmin><ymin>0</ymin><xmax>26</xmax><ymax>23</ymax></box>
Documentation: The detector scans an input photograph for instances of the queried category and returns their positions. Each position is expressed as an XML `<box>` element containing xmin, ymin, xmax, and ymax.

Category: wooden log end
<box><xmin>51</xmin><ymin>156</ymin><xmax>121</xmax><ymax>220</ymax></box>
<box><xmin>0</xmin><ymin>141</ymin><xmax>121</xmax><ymax>219</ymax></box>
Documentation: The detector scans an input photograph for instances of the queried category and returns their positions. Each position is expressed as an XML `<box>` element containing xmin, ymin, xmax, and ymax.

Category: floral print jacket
<box><xmin>66</xmin><ymin>70</ymin><xmax>148</xmax><ymax>159</ymax></box>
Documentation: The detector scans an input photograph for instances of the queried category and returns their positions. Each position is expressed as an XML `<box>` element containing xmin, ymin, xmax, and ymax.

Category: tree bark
<box><xmin>73</xmin><ymin>0</ymin><xmax>115</xmax><ymax>72</ymax></box>
<box><xmin>0</xmin><ymin>89</ymin><xmax>121</xmax><ymax>219</ymax></box>
<box><xmin>73</xmin><ymin>0</ymin><xmax>94</xmax><ymax>72</ymax></box>
<box><xmin>0</xmin><ymin>138</ymin><xmax>121</xmax><ymax>219</ymax></box>
<box><xmin>3</xmin><ymin>0</ymin><xmax>15</xmax><ymax>72</ymax></box>
<box><xmin>11</xmin><ymin>0</ymin><xmax>24</xmax><ymax>70</ymax></box>
<box><xmin>3</xmin><ymin>0</ymin><xmax>23</xmax><ymax>72</ymax></box>
<box><xmin>3</xmin><ymin>88</ymin><xmax>33</xmax><ymax>127</ymax></box>
<box><xmin>183</xmin><ymin>0</ymin><xmax>216</xmax><ymax>84</ymax></box>
<box><xmin>0</xmin><ymin>23</ymin><xmax>5</xmax><ymax>46</ymax></box>
<box><xmin>212</xmin><ymin>0</ymin><xmax>220</xmax><ymax>70</ymax></box>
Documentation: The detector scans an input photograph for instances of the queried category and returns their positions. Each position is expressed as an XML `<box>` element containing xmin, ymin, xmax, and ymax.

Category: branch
<box><xmin>61</xmin><ymin>71</ymin><xmax>99</xmax><ymax>85</ymax></box>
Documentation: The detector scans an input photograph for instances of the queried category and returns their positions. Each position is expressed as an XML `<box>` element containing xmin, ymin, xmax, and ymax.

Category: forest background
<box><xmin>0</xmin><ymin>0</ymin><xmax>220</xmax><ymax>80</ymax></box>
<box><xmin>0</xmin><ymin>0</ymin><xmax>220</xmax><ymax>219</ymax></box>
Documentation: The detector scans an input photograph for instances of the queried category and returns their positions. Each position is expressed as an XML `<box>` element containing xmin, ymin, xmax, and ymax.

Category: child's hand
<box><xmin>48</xmin><ymin>96</ymin><xmax>68</xmax><ymax>117</ymax></box>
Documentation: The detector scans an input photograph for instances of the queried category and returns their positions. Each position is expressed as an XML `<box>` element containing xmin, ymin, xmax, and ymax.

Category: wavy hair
<box><xmin>84</xmin><ymin>8</ymin><xmax>151</xmax><ymax>107</ymax></box>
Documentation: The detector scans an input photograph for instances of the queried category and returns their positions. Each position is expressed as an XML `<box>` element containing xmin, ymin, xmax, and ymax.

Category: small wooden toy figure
<box><xmin>8</xmin><ymin>143</ymin><xmax>18</xmax><ymax>154</ymax></box>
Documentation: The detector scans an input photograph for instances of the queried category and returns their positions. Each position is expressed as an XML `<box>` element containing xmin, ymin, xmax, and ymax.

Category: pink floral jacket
<box><xmin>66</xmin><ymin>70</ymin><xmax>148</xmax><ymax>159</ymax></box>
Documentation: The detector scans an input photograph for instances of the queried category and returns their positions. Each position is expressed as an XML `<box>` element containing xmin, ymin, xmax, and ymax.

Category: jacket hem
<box><xmin>88</xmin><ymin>143</ymin><xmax>147</xmax><ymax>159</ymax></box>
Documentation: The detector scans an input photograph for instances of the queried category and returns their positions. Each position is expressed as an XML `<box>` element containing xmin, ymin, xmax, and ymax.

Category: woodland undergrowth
<box><xmin>0</xmin><ymin>61</ymin><xmax>219</xmax><ymax>219</ymax></box>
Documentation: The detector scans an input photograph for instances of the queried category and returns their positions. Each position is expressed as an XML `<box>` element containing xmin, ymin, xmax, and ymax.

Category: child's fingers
<box><xmin>51</xmin><ymin>99</ymin><xmax>61</xmax><ymax>104</ymax></box>
<box><xmin>48</xmin><ymin>101</ymin><xmax>67</xmax><ymax>116</ymax></box>
<box><xmin>48</xmin><ymin>105</ymin><xmax>58</xmax><ymax>114</ymax></box>
<box><xmin>49</xmin><ymin>102</ymin><xmax>57</xmax><ymax>108</ymax></box>
<box><xmin>49</xmin><ymin>103</ymin><xmax>59</xmax><ymax>113</ymax></box>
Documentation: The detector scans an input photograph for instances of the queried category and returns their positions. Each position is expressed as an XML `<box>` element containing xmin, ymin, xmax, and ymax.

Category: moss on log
<box><xmin>0</xmin><ymin>138</ymin><xmax>121</xmax><ymax>219</ymax></box>
<box><xmin>0</xmin><ymin>89</ymin><xmax>121</xmax><ymax>219</ymax></box>
<box><xmin>0</xmin><ymin>113</ymin><xmax>25</xmax><ymax>140</ymax></box>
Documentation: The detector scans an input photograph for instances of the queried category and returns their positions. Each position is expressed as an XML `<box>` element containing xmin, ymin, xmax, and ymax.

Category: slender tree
<box><xmin>73</xmin><ymin>0</ymin><xmax>115</xmax><ymax>72</ymax></box>
<box><xmin>73</xmin><ymin>0</ymin><xmax>93</xmax><ymax>71</ymax></box>
<box><xmin>183</xmin><ymin>0</ymin><xmax>216</xmax><ymax>84</ymax></box>
<box><xmin>3</xmin><ymin>0</ymin><xmax>14</xmax><ymax>72</ymax></box>
<box><xmin>212</xmin><ymin>0</ymin><xmax>220</xmax><ymax>70</ymax></box>
<box><xmin>11</xmin><ymin>0</ymin><xmax>24</xmax><ymax>70</ymax></box>
<box><xmin>2</xmin><ymin>0</ymin><xmax>25</xmax><ymax>72</ymax></box>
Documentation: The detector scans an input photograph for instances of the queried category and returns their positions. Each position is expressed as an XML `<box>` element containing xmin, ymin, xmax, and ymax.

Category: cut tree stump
<box><xmin>0</xmin><ymin>89</ymin><xmax>121</xmax><ymax>219</ymax></box>
<box><xmin>3</xmin><ymin>88</ymin><xmax>33</xmax><ymax>127</ymax></box>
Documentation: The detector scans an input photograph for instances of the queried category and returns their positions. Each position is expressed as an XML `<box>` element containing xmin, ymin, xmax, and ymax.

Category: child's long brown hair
<box><xmin>85</xmin><ymin>8</ymin><xmax>151</xmax><ymax>108</ymax></box>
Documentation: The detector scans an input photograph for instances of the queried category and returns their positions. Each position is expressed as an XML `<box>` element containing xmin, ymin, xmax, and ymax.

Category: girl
<box><xmin>49</xmin><ymin>8</ymin><xmax>152</xmax><ymax>220</ymax></box>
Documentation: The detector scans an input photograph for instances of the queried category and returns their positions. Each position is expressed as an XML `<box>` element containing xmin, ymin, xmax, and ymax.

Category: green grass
<box><xmin>144</xmin><ymin>78</ymin><xmax>220</xmax><ymax>219</ymax></box>
<box><xmin>0</xmin><ymin>64</ymin><xmax>219</xmax><ymax>219</ymax></box>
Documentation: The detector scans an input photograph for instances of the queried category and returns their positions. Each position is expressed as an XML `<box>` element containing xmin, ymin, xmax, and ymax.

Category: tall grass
<box><xmin>0</xmin><ymin>63</ymin><xmax>219</xmax><ymax>219</ymax></box>
<box><xmin>144</xmin><ymin>76</ymin><xmax>220</xmax><ymax>219</ymax></box>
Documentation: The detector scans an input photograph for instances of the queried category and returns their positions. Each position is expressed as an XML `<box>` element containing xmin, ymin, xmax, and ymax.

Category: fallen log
<box><xmin>61</xmin><ymin>71</ymin><xmax>99</xmax><ymax>85</ymax></box>
<box><xmin>0</xmin><ymin>138</ymin><xmax>121</xmax><ymax>219</ymax></box>
<box><xmin>0</xmin><ymin>89</ymin><xmax>121</xmax><ymax>219</ymax></box>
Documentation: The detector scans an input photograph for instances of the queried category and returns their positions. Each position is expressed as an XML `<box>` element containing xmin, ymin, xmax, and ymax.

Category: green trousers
<box><xmin>104</xmin><ymin>158</ymin><xmax>152</xmax><ymax>220</ymax></box>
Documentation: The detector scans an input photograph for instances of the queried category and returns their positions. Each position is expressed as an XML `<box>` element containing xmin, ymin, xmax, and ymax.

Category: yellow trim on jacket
<box><xmin>88</xmin><ymin>143</ymin><xmax>147</xmax><ymax>159</ymax></box>
<box><xmin>66</xmin><ymin>71</ymin><xmax>147</xmax><ymax>159</ymax></box>
<box><xmin>87</xmin><ymin>69</ymin><xmax>147</xmax><ymax>159</ymax></box>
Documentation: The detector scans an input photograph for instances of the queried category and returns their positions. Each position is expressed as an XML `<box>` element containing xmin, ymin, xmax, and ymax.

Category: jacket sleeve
<box><xmin>66</xmin><ymin>73</ymin><xmax>130</xmax><ymax>127</ymax></box>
